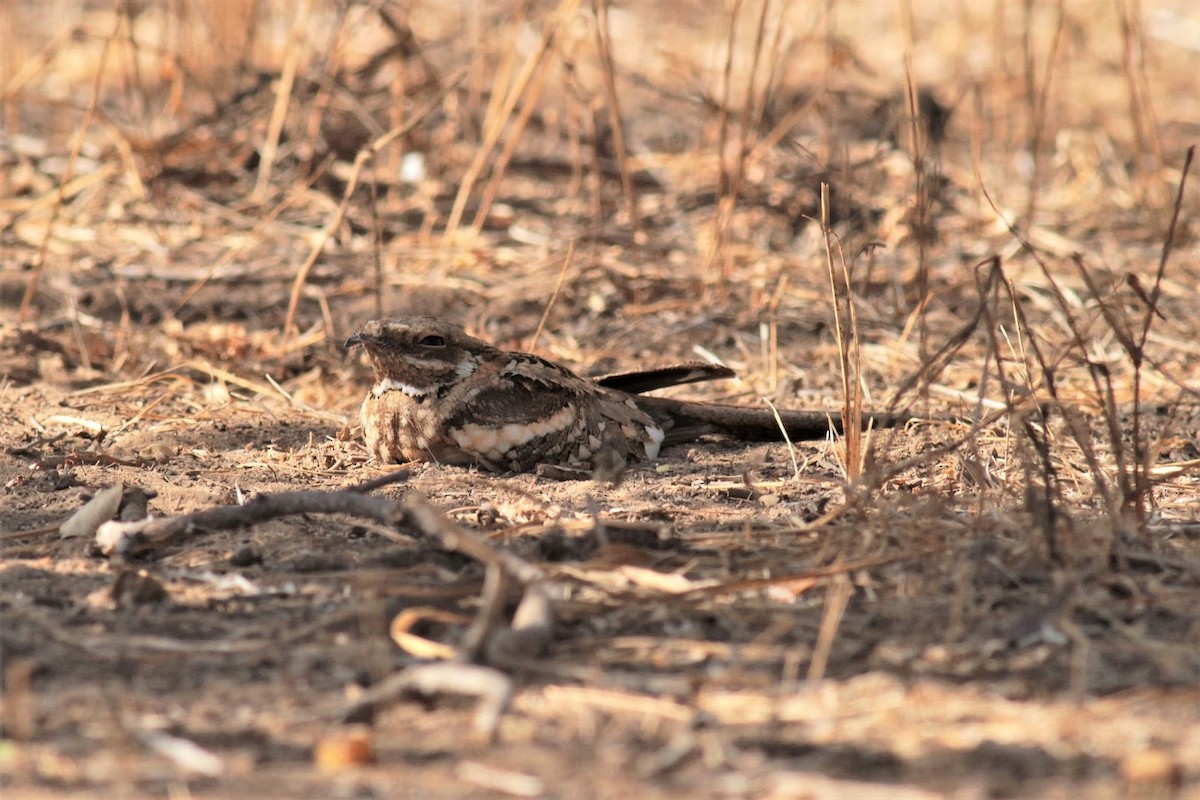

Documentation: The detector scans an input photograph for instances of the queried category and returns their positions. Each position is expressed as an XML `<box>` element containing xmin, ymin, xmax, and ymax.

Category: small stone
<box><xmin>314</xmin><ymin>727</ymin><xmax>373</xmax><ymax>772</ymax></box>
<box><xmin>1120</xmin><ymin>749</ymin><xmax>1181</xmax><ymax>788</ymax></box>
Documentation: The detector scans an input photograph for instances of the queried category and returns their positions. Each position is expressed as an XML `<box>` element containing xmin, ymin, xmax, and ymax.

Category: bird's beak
<box><xmin>344</xmin><ymin>333</ymin><xmax>367</xmax><ymax>349</ymax></box>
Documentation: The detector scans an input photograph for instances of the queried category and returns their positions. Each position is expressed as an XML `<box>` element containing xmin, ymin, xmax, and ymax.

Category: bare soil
<box><xmin>3</xmin><ymin>2</ymin><xmax>1200</xmax><ymax>797</ymax></box>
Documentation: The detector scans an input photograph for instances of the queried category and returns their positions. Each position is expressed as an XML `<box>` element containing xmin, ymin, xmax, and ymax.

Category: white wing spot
<box><xmin>643</xmin><ymin>424</ymin><xmax>665</xmax><ymax>459</ymax></box>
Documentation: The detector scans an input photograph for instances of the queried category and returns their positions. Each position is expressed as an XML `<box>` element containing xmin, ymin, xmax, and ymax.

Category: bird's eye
<box><xmin>417</xmin><ymin>334</ymin><xmax>446</xmax><ymax>347</ymax></box>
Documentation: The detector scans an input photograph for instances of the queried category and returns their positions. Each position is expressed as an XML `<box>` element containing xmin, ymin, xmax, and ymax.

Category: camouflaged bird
<box><xmin>345</xmin><ymin>317</ymin><xmax>921</xmax><ymax>473</ymax></box>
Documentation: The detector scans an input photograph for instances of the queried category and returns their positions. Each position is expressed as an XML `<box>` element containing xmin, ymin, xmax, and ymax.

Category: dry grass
<box><xmin>2</xmin><ymin>0</ymin><xmax>1200</xmax><ymax>797</ymax></box>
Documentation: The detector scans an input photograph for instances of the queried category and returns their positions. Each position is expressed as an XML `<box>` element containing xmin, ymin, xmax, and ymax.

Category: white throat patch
<box><xmin>454</xmin><ymin>354</ymin><xmax>480</xmax><ymax>379</ymax></box>
<box><xmin>373</xmin><ymin>378</ymin><xmax>428</xmax><ymax>398</ymax></box>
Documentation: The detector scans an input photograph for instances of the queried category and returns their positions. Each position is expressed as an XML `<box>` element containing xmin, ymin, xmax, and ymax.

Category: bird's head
<box><xmin>345</xmin><ymin>317</ymin><xmax>490</xmax><ymax>398</ymax></box>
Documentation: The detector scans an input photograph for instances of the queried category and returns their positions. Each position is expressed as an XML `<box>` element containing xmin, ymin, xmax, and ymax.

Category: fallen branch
<box><xmin>95</xmin><ymin>490</ymin><xmax>407</xmax><ymax>556</ymax></box>
<box><xmin>337</xmin><ymin>662</ymin><xmax>514</xmax><ymax>742</ymax></box>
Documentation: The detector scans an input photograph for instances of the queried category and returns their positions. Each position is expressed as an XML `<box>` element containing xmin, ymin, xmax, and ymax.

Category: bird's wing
<box><xmin>595</xmin><ymin>363</ymin><xmax>736</xmax><ymax>395</ymax></box>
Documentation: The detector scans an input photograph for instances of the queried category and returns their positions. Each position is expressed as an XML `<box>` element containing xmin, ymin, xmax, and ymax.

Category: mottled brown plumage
<box><xmin>345</xmin><ymin>318</ymin><xmax>666</xmax><ymax>472</ymax></box>
<box><xmin>345</xmin><ymin>317</ymin><xmax>921</xmax><ymax>473</ymax></box>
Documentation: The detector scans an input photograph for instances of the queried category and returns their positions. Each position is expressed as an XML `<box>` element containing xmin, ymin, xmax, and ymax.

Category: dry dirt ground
<box><xmin>3</xmin><ymin>1</ymin><xmax>1200</xmax><ymax>798</ymax></box>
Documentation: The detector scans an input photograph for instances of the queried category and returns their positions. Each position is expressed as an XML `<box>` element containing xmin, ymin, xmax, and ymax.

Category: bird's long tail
<box><xmin>633</xmin><ymin>395</ymin><xmax>926</xmax><ymax>445</ymax></box>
